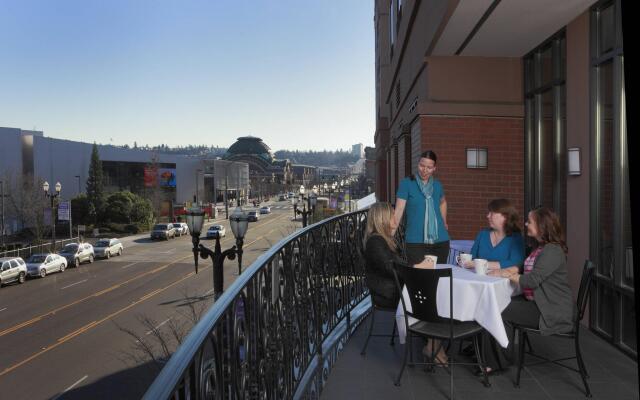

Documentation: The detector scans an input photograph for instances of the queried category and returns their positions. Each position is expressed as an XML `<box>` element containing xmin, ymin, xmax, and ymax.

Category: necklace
<box><xmin>492</xmin><ymin>230</ymin><xmax>504</xmax><ymax>245</ymax></box>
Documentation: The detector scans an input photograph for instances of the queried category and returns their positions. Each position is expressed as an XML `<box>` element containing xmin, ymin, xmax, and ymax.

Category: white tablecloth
<box><xmin>395</xmin><ymin>264</ymin><xmax>518</xmax><ymax>348</ymax></box>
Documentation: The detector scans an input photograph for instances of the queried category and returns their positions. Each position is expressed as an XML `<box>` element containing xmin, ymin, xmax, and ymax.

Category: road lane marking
<box><xmin>60</xmin><ymin>279</ymin><xmax>88</xmax><ymax>290</ymax></box>
<box><xmin>0</xmin><ymin>254</ymin><xmax>194</xmax><ymax>338</ymax></box>
<box><xmin>0</xmin><ymin>214</ymin><xmax>292</xmax><ymax>375</ymax></box>
<box><xmin>121</xmin><ymin>262</ymin><xmax>140</xmax><ymax>269</ymax></box>
<box><xmin>146</xmin><ymin>318</ymin><xmax>171</xmax><ymax>335</ymax></box>
<box><xmin>0</xmin><ymin>269</ymin><xmax>199</xmax><ymax>378</ymax></box>
<box><xmin>51</xmin><ymin>375</ymin><xmax>89</xmax><ymax>400</ymax></box>
<box><xmin>0</xmin><ymin>308</ymin><xmax>6</xmax><ymax>312</ymax></box>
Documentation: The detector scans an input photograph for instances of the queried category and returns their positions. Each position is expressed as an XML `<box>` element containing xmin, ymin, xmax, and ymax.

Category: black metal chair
<box><xmin>393</xmin><ymin>261</ymin><xmax>490</xmax><ymax>398</ymax></box>
<box><xmin>512</xmin><ymin>260</ymin><xmax>595</xmax><ymax>397</ymax></box>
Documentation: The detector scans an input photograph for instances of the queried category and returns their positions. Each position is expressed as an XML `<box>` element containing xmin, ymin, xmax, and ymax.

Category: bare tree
<box><xmin>2</xmin><ymin>170</ymin><xmax>48</xmax><ymax>243</ymax></box>
<box><xmin>114</xmin><ymin>288</ymin><xmax>214</xmax><ymax>370</ymax></box>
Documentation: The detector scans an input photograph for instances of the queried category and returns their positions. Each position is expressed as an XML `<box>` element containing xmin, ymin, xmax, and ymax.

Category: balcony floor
<box><xmin>321</xmin><ymin>310</ymin><xmax>638</xmax><ymax>400</ymax></box>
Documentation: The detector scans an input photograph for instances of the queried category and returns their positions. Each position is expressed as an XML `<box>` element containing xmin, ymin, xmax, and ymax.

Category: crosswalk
<box><xmin>271</xmin><ymin>205</ymin><xmax>293</xmax><ymax>210</ymax></box>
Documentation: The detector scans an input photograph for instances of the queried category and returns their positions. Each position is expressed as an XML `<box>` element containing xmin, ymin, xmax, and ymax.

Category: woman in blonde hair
<box><xmin>364</xmin><ymin>202</ymin><xmax>445</xmax><ymax>361</ymax></box>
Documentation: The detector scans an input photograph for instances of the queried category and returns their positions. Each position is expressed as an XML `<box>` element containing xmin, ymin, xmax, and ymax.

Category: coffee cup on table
<box><xmin>473</xmin><ymin>258</ymin><xmax>488</xmax><ymax>275</ymax></box>
<box><xmin>423</xmin><ymin>255</ymin><xmax>438</xmax><ymax>268</ymax></box>
<box><xmin>456</xmin><ymin>253</ymin><xmax>472</xmax><ymax>267</ymax></box>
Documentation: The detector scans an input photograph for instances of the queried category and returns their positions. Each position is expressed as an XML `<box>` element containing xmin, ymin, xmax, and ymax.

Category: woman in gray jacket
<box><xmin>479</xmin><ymin>206</ymin><xmax>574</xmax><ymax>375</ymax></box>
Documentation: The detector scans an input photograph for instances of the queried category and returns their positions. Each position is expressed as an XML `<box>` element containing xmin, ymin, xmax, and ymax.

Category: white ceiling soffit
<box><xmin>432</xmin><ymin>0</ymin><xmax>598</xmax><ymax>57</ymax></box>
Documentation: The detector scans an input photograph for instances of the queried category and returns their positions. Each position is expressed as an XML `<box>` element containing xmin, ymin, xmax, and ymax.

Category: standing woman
<box><xmin>394</xmin><ymin>150</ymin><xmax>450</xmax><ymax>266</ymax></box>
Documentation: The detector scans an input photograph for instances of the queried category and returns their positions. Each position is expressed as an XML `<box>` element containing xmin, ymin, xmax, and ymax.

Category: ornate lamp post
<box><xmin>295</xmin><ymin>185</ymin><xmax>313</xmax><ymax>227</ymax></box>
<box><xmin>43</xmin><ymin>181</ymin><xmax>61</xmax><ymax>252</ymax></box>
<box><xmin>229</xmin><ymin>206</ymin><xmax>249</xmax><ymax>275</ymax></box>
<box><xmin>186</xmin><ymin>206</ymin><xmax>249</xmax><ymax>299</ymax></box>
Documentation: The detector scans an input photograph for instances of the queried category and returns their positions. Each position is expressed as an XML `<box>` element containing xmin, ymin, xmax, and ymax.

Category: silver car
<box><xmin>26</xmin><ymin>253</ymin><xmax>67</xmax><ymax>278</ymax></box>
<box><xmin>0</xmin><ymin>257</ymin><xmax>28</xmax><ymax>286</ymax></box>
<box><xmin>58</xmin><ymin>243</ymin><xmax>95</xmax><ymax>267</ymax></box>
<box><xmin>151</xmin><ymin>223</ymin><xmax>176</xmax><ymax>240</ymax></box>
<box><xmin>94</xmin><ymin>238</ymin><xmax>124</xmax><ymax>259</ymax></box>
<box><xmin>175</xmin><ymin>222</ymin><xmax>189</xmax><ymax>237</ymax></box>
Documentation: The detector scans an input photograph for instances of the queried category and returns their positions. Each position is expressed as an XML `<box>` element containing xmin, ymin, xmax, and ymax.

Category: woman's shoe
<box><xmin>473</xmin><ymin>366</ymin><xmax>496</xmax><ymax>377</ymax></box>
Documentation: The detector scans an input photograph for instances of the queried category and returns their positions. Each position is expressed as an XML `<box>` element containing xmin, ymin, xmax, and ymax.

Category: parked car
<box><xmin>175</xmin><ymin>222</ymin><xmax>189</xmax><ymax>236</ymax></box>
<box><xmin>94</xmin><ymin>238</ymin><xmax>124</xmax><ymax>259</ymax></box>
<box><xmin>247</xmin><ymin>211</ymin><xmax>259</xmax><ymax>222</ymax></box>
<box><xmin>26</xmin><ymin>253</ymin><xmax>67</xmax><ymax>278</ymax></box>
<box><xmin>206</xmin><ymin>225</ymin><xmax>226</xmax><ymax>239</ymax></box>
<box><xmin>0</xmin><ymin>257</ymin><xmax>27</xmax><ymax>286</ymax></box>
<box><xmin>58</xmin><ymin>243</ymin><xmax>94</xmax><ymax>267</ymax></box>
<box><xmin>260</xmin><ymin>206</ymin><xmax>271</xmax><ymax>214</ymax></box>
<box><xmin>151</xmin><ymin>223</ymin><xmax>176</xmax><ymax>240</ymax></box>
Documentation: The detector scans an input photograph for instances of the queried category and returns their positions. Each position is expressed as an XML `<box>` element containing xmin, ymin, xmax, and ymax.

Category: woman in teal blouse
<box><xmin>394</xmin><ymin>150</ymin><xmax>450</xmax><ymax>266</ymax></box>
<box><xmin>460</xmin><ymin>198</ymin><xmax>525</xmax><ymax>271</ymax></box>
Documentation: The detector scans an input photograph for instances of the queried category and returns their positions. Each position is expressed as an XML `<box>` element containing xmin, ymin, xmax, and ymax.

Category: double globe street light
<box><xmin>294</xmin><ymin>185</ymin><xmax>317</xmax><ymax>228</ymax></box>
<box><xmin>186</xmin><ymin>206</ymin><xmax>249</xmax><ymax>299</ymax></box>
<box><xmin>43</xmin><ymin>181</ymin><xmax>62</xmax><ymax>252</ymax></box>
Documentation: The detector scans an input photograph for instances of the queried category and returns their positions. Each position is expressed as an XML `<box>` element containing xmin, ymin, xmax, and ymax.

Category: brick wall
<box><xmin>420</xmin><ymin>115</ymin><xmax>525</xmax><ymax>240</ymax></box>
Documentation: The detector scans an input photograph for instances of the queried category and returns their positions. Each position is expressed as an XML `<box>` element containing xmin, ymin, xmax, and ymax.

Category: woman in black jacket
<box><xmin>364</xmin><ymin>202</ymin><xmax>433</xmax><ymax>307</ymax></box>
<box><xmin>364</xmin><ymin>202</ymin><xmax>445</xmax><ymax>362</ymax></box>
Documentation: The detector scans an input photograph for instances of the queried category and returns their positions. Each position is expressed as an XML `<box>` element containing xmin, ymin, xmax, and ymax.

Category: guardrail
<box><xmin>144</xmin><ymin>209</ymin><xmax>371</xmax><ymax>399</ymax></box>
<box><xmin>0</xmin><ymin>237</ymin><xmax>81</xmax><ymax>260</ymax></box>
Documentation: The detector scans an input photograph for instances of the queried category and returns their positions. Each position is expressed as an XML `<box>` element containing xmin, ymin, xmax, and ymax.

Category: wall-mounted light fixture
<box><xmin>466</xmin><ymin>148</ymin><xmax>488</xmax><ymax>169</ymax></box>
<box><xmin>568</xmin><ymin>147</ymin><xmax>581</xmax><ymax>176</ymax></box>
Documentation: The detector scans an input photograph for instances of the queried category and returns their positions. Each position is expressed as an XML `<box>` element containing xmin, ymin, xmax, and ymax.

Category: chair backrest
<box><xmin>395</xmin><ymin>262</ymin><xmax>452</xmax><ymax>323</ymax></box>
<box><xmin>576</xmin><ymin>260</ymin><xmax>596</xmax><ymax>322</ymax></box>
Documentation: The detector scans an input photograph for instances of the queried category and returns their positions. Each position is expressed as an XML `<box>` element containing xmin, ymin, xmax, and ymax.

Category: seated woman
<box><xmin>365</xmin><ymin>202</ymin><xmax>433</xmax><ymax>308</ymax></box>
<box><xmin>364</xmin><ymin>202</ymin><xmax>444</xmax><ymax>362</ymax></box>
<box><xmin>460</xmin><ymin>198</ymin><xmax>525</xmax><ymax>271</ymax></box>
<box><xmin>479</xmin><ymin>206</ymin><xmax>575</xmax><ymax>375</ymax></box>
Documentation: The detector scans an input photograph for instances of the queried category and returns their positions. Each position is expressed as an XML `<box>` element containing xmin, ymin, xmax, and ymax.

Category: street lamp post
<box><xmin>186</xmin><ymin>206</ymin><xmax>249</xmax><ymax>299</ymax></box>
<box><xmin>295</xmin><ymin>185</ymin><xmax>313</xmax><ymax>227</ymax></box>
<box><xmin>229</xmin><ymin>207</ymin><xmax>248</xmax><ymax>275</ymax></box>
<box><xmin>43</xmin><ymin>181</ymin><xmax>61</xmax><ymax>252</ymax></box>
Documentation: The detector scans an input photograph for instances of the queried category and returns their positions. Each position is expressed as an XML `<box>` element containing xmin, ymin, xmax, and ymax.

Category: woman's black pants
<box><xmin>405</xmin><ymin>241</ymin><xmax>450</xmax><ymax>266</ymax></box>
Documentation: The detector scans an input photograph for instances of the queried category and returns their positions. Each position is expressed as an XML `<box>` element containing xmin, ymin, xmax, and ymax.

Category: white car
<box><xmin>0</xmin><ymin>257</ymin><xmax>28</xmax><ymax>286</ymax></box>
<box><xmin>175</xmin><ymin>222</ymin><xmax>190</xmax><ymax>236</ymax></box>
<box><xmin>26</xmin><ymin>253</ymin><xmax>67</xmax><ymax>278</ymax></box>
<box><xmin>206</xmin><ymin>225</ymin><xmax>226</xmax><ymax>239</ymax></box>
<box><xmin>93</xmin><ymin>238</ymin><xmax>124</xmax><ymax>259</ymax></box>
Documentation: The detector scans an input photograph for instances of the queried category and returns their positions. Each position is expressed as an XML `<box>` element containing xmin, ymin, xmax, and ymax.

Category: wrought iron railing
<box><xmin>144</xmin><ymin>209</ymin><xmax>371</xmax><ymax>400</ymax></box>
<box><xmin>0</xmin><ymin>237</ymin><xmax>81</xmax><ymax>259</ymax></box>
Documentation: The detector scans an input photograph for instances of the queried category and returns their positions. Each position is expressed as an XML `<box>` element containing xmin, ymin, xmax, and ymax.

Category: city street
<box><xmin>0</xmin><ymin>200</ymin><xmax>298</xmax><ymax>400</ymax></box>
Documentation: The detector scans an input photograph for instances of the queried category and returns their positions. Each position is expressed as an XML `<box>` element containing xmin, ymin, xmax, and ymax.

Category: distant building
<box><xmin>290</xmin><ymin>164</ymin><xmax>317</xmax><ymax>188</ymax></box>
<box><xmin>0</xmin><ymin>127</ymin><xmax>249</xmax><ymax>233</ymax></box>
<box><xmin>222</xmin><ymin>136</ymin><xmax>293</xmax><ymax>197</ymax></box>
<box><xmin>351</xmin><ymin>143</ymin><xmax>364</xmax><ymax>159</ymax></box>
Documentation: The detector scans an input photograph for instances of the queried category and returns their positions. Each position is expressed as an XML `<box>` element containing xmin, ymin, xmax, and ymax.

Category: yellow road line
<box><xmin>0</xmin><ymin>254</ymin><xmax>193</xmax><ymax>338</ymax></box>
<box><xmin>0</xmin><ymin>270</ymin><xmax>198</xmax><ymax>378</ymax></box>
<box><xmin>0</xmin><ymin>213</ymin><xmax>292</xmax><ymax>377</ymax></box>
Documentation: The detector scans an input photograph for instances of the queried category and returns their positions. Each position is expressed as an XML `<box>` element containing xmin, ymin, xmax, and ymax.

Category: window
<box><xmin>589</xmin><ymin>0</ymin><xmax>633</xmax><ymax>357</ymax></box>
<box><xmin>523</xmin><ymin>30</ymin><xmax>566</xmax><ymax>226</ymax></box>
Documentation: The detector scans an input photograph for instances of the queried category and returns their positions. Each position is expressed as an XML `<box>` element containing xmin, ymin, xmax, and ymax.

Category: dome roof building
<box><xmin>223</xmin><ymin>136</ymin><xmax>292</xmax><ymax>185</ymax></box>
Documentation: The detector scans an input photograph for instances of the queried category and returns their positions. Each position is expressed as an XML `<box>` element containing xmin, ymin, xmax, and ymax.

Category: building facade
<box><xmin>373</xmin><ymin>0</ymin><xmax>632</xmax><ymax>356</ymax></box>
<box><xmin>0</xmin><ymin>127</ymin><xmax>249</xmax><ymax>229</ymax></box>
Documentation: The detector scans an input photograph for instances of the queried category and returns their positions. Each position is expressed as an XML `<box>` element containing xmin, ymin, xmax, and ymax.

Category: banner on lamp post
<box><xmin>58</xmin><ymin>201</ymin><xmax>70</xmax><ymax>221</ymax></box>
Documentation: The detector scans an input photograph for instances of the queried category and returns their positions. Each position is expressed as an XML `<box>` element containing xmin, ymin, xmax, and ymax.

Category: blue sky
<box><xmin>0</xmin><ymin>1</ymin><xmax>374</xmax><ymax>151</ymax></box>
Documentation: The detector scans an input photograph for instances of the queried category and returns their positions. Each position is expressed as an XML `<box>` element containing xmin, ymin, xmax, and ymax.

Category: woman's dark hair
<box><xmin>529</xmin><ymin>206</ymin><xmax>568</xmax><ymax>253</ymax></box>
<box><xmin>419</xmin><ymin>150</ymin><xmax>437</xmax><ymax>164</ymax></box>
<box><xmin>488</xmin><ymin>198</ymin><xmax>521</xmax><ymax>236</ymax></box>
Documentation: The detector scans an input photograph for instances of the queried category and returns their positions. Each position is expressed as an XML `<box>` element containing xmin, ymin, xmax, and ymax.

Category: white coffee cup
<box><xmin>456</xmin><ymin>253</ymin><xmax>472</xmax><ymax>266</ymax></box>
<box><xmin>424</xmin><ymin>255</ymin><xmax>438</xmax><ymax>268</ymax></box>
<box><xmin>473</xmin><ymin>258</ymin><xmax>488</xmax><ymax>275</ymax></box>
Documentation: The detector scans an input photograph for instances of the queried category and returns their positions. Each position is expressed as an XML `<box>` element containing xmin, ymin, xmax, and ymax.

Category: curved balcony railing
<box><xmin>144</xmin><ymin>209</ymin><xmax>372</xmax><ymax>399</ymax></box>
